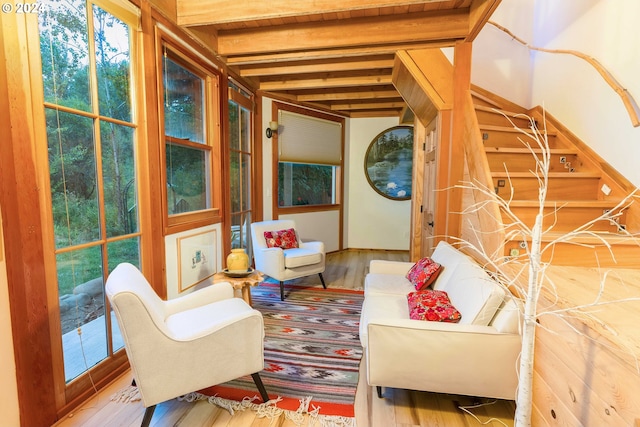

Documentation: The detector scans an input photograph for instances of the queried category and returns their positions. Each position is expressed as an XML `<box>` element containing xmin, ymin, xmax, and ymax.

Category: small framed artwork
<box><xmin>177</xmin><ymin>229</ymin><xmax>217</xmax><ymax>292</ymax></box>
<box><xmin>364</xmin><ymin>125</ymin><xmax>414</xmax><ymax>200</ymax></box>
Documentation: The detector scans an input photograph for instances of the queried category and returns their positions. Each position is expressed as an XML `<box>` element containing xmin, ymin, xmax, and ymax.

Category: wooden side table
<box><xmin>213</xmin><ymin>270</ymin><xmax>264</xmax><ymax>307</ymax></box>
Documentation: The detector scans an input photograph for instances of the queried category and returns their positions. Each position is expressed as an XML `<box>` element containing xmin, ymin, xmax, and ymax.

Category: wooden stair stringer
<box><xmin>470</xmin><ymin>92</ymin><xmax>640</xmax><ymax>267</ymax></box>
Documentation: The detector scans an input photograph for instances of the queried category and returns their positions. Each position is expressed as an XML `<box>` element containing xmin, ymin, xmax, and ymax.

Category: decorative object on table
<box><xmin>188</xmin><ymin>283</ymin><xmax>363</xmax><ymax>425</ymax></box>
<box><xmin>177</xmin><ymin>229</ymin><xmax>217</xmax><ymax>292</ymax></box>
<box><xmin>250</xmin><ymin>219</ymin><xmax>326</xmax><ymax>301</ymax></box>
<box><xmin>226</xmin><ymin>247</ymin><xmax>249</xmax><ymax>272</ymax></box>
<box><xmin>221</xmin><ymin>267</ymin><xmax>254</xmax><ymax>278</ymax></box>
<box><xmin>364</xmin><ymin>125</ymin><xmax>414</xmax><ymax>200</ymax></box>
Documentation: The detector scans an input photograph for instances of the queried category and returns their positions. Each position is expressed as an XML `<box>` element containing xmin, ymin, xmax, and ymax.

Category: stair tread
<box><xmin>474</xmin><ymin>104</ymin><xmax>529</xmax><ymax>119</ymax></box>
<box><xmin>507</xmin><ymin>200</ymin><xmax>624</xmax><ymax>208</ymax></box>
<box><xmin>479</xmin><ymin>124</ymin><xmax>558</xmax><ymax>135</ymax></box>
<box><xmin>485</xmin><ymin>147</ymin><xmax>578</xmax><ymax>154</ymax></box>
<box><xmin>492</xmin><ymin>171</ymin><xmax>601</xmax><ymax>178</ymax></box>
<box><xmin>505</xmin><ymin>231</ymin><xmax>637</xmax><ymax>245</ymax></box>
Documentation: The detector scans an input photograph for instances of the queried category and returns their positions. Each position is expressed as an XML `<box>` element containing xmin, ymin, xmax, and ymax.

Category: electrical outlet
<box><xmin>559</xmin><ymin>156</ymin><xmax>567</xmax><ymax>163</ymax></box>
<box><xmin>497</xmin><ymin>179</ymin><xmax>506</xmax><ymax>187</ymax></box>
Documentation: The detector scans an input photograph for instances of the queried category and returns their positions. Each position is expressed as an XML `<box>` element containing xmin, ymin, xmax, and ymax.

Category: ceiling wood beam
<box><xmin>239</xmin><ymin>56</ymin><xmax>394</xmax><ymax>77</ymax></box>
<box><xmin>330</xmin><ymin>101</ymin><xmax>406</xmax><ymax>110</ymax></box>
<box><xmin>261</xmin><ymin>74</ymin><xmax>393</xmax><ymax>91</ymax></box>
<box><xmin>297</xmin><ymin>89</ymin><xmax>400</xmax><ymax>101</ymax></box>
<box><xmin>177</xmin><ymin>0</ymin><xmax>451</xmax><ymax>26</ymax></box>
<box><xmin>467</xmin><ymin>0</ymin><xmax>502</xmax><ymax>41</ymax></box>
<box><xmin>225</xmin><ymin>40</ymin><xmax>455</xmax><ymax>66</ymax></box>
<box><xmin>217</xmin><ymin>10</ymin><xmax>469</xmax><ymax>56</ymax></box>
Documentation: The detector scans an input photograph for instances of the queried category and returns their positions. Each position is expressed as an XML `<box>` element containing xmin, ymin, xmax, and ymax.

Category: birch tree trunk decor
<box><xmin>454</xmin><ymin>110</ymin><xmax>639</xmax><ymax>427</ymax></box>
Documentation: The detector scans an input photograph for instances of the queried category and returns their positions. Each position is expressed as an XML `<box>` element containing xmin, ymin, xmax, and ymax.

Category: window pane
<box><xmin>46</xmin><ymin>109</ymin><xmax>100</xmax><ymax>248</ymax></box>
<box><xmin>57</xmin><ymin>246</ymin><xmax>105</xmax><ymax>382</ymax></box>
<box><xmin>278</xmin><ymin>163</ymin><xmax>335</xmax><ymax>206</ymax></box>
<box><xmin>94</xmin><ymin>6</ymin><xmax>131</xmax><ymax>122</ymax></box>
<box><xmin>101</xmin><ymin>122</ymin><xmax>137</xmax><ymax>237</ymax></box>
<box><xmin>230</xmin><ymin>151</ymin><xmax>240</xmax><ymax>212</ymax></box>
<box><xmin>38</xmin><ymin>0</ymin><xmax>91</xmax><ymax>112</ymax></box>
<box><xmin>163</xmin><ymin>56</ymin><xmax>204</xmax><ymax>143</ymax></box>
<box><xmin>166</xmin><ymin>143</ymin><xmax>209</xmax><ymax>214</ymax></box>
<box><xmin>240</xmin><ymin>106</ymin><xmax>250</xmax><ymax>152</ymax></box>
<box><xmin>241</xmin><ymin>153</ymin><xmax>251</xmax><ymax>211</ymax></box>
<box><xmin>231</xmin><ymin>212</ymin><xmax>251</xmax><ymax>252</ymax></box>
<box><xmin>229</xmin><ymin>100</ymin><xmax>239</xmax><ymax>151</ymax></box>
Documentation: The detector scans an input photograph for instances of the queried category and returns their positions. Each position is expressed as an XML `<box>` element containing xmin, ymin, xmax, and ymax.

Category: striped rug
<box><xmin>198</xmin><ymin>283</ymin><xmax>364</xmax><ymax>418</ymax></box>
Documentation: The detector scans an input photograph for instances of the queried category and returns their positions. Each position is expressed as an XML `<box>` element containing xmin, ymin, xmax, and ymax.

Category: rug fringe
<box><xmin>110</xmin><ymin>385</ymin><xmax>141</xmax><ymax>403</ymax></box>
<box><xmin>179</xmin><ymin>392</ymin><xmax>357</xmax><ymax>427</ymax></box>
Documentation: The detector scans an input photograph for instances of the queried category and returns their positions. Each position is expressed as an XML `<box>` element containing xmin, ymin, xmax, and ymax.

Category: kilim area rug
<box><xmin>189</xmin><ymin>283</ymin><xmax>364</xmax><ymax>425</ymax></box>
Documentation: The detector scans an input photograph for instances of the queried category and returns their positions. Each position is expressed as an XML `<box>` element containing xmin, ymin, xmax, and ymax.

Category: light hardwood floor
<box><xmin>53</xmin><ymin>249</ymin><xmax>515</xmax><ymax>427</ymax></box>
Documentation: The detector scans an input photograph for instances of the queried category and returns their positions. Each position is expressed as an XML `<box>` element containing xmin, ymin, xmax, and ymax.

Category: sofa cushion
<box><xmin>407</xmin><ymin>290</ymin><xmax>461</xmax><ymax>323</ymax></box>
<box><xmin>406</xmin><ymin>257</ymin><xmax>443</xmax><ymax>290</ymax></box>
<box><xmin>444</xmin><ymin>261</ymin><xmax>505</xmax><ymax>326</ymax></box>
<box><xmin>364</xmin><ymin>273</ymin><xmax>414</xmax><ymax>296</ymax></box>
<box><xmin>282</xmin><ymin>247</ymin><xmax>322</xmax><ymax>268</ymax></box>
<box><xmin>264</xmin><ymin>228</ymin><xmax>299</xmax><ymax>249</ymax></box>
<box><xmin>358</xmin><ymin>293</ymin><xmax>409</xmax><ymax>346</ymax></box>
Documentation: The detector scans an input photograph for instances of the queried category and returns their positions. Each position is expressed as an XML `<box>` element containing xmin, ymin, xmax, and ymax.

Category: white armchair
<box><xmin>250</xmin><ymin>219</ymin><xmax>326</xmax><ymax>301</ymax></box>
<box><xmin>105</xmin><ymin>263</ymin><xmax>269</xmax><ymax>427</ymax></box>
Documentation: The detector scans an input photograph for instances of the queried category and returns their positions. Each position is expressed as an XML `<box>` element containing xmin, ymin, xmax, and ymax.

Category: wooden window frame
<box><xmin>155</xmin><ymin>29</ymin><xmax>223</xmax><ymax>234</ymax></box>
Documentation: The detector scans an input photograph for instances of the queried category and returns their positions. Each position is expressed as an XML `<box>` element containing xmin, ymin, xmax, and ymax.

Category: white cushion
<box><xmin>283</xmin><ymin>247</ymin><xmax>322</xmax><ymax>268</ymax></box>
<box><xmin>443</xmin><ymin>261</ymin><xmax>505</xmax><ymax>325</ymax></box>
<box><xmin>364</xmin><ymin>273</ymin><xmax>414</xmax><ymax>296</ymax></box>
<box><xmin>165</xmin><ymin>297</ymin><xmax>254</xmax><ymax>340</ymax></box>
<box><xmin>359</xmin><ymin>293</ymin><xmax>409</xmax><ymax>346</ymax></box>
<box><xmin>490</xmin><ymin>299</ymin><xmax>522</xmax><ymax>334</ymax></box>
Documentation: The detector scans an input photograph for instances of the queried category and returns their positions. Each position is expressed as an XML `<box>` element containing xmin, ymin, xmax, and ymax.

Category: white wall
<box><xmin>474</xmin><ymin>0</ymin><xmax>640</xmax><ymax>188</ymax></box>
<box><xmin>347</xmin><ymin>117</ymin><xmax>411</xmax><ymax>250</ymax></box>
<box><xmin>164</xmin><ymin>223</ymin><xmax>223</xmax><ymax>299</ymax></box>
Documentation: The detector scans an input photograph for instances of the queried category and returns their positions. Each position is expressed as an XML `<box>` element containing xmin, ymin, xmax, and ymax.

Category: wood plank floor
<box><xmin>53</xmin><ymin>249</ymin><xmax>516</xmax><ymax>427</ymax></box>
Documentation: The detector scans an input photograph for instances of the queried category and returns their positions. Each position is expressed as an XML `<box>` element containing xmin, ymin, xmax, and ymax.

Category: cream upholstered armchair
<box><xmin>105</xmin><ymin>263</ymin><xmax>269</xmax><ymax>427</ymax></box>
<box><xmin>250</xmin><ymin>219</ymin><xmax>326</xmax><ymax>301</ymax></box>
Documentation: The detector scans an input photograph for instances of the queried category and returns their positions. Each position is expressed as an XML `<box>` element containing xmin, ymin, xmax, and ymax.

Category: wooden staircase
<box><xmin>471</xmin><ymin>91</ymin><xmax>640</xmax><ymax>267</ymax></box>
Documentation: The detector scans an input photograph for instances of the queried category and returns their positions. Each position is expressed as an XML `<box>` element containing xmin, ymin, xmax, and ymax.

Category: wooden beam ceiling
<box><xmin>176</xmin><ymin>0</ymin><xmax>502</xmax><ymax>118</ymax></box>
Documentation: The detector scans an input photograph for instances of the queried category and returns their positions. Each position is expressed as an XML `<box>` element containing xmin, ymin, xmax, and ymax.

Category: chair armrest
<box><xmin>164</xmin><ymin>282</ymin><xmax>234</xmax><ymax>316</ymax></box>
<box><xmin>299</xmin><ymin>240</ymin><xmax>325</xmax><ymax>254</ymax></box>
<box><xmin>253</xmin><ymin>247</ymin><xmax>285</xmax><ymax>278</ymax></box>
<box><xmin>369</xmin><ymin>260</ymin><xmax>415</xmax><ymax>275</ymax></box>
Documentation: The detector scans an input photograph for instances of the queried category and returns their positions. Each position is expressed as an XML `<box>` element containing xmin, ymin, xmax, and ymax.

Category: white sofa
<box><xmin>359</xmin><ymin>240</ymin><xmax>522</xmax><ymax>400</ymax></box>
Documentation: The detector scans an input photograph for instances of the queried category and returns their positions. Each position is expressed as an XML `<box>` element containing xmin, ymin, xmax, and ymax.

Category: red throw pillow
<box><xmin>264</xmin><ymin>228</ymin><xmax>299</xmax><ymax>249</ymax></box>
<box><xmin>406</xmin><ymin>257</ymin><xmax>443</xmax><ymax>290</ymax></box>
<box><xmin>407</xmin><ymin>290</ymin><xmax>461</xmax><ymax>323</ymax></box>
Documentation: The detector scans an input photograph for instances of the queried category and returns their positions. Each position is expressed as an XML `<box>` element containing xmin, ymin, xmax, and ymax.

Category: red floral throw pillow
<box><xmin>407</xmin><ymin>290</ymin><xmax>461</xmax><ymax>323</ymax></box>
<box><xmin>264</xmin><ymin>228</ymin><xmax>299</xmax><ymax>249</ymax></box>
<box><xmin>405</xmin><ymin>257</ymin><xmax>443</xmax><ymax>290</ymax></box>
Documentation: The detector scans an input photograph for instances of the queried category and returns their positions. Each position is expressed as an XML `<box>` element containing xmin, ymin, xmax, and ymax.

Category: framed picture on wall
<box><xmin>177</xmin><ymin>229</ymin><xmax>217</xmax><ymax>292</ymax></box>
<box><xmin>364</xmin><ymin>125</ymin><xmax>414</xmax><ymax>200</ymax></box>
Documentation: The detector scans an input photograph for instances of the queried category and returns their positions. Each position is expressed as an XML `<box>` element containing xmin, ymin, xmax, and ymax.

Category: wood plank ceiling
<box><xmin>176</xmin><ymin>0</ymin><xmax>502</xmax><ymax>119</ymax></box>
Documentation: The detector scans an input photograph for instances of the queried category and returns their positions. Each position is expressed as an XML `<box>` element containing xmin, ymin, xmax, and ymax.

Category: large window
<box><xmin>160</xmin><ymin>44</ymin><xmax>220</xmax><ymax>228</ymax></box>
<box><xmin>38</xmin><ymin>0</ymin><xmax>140</xmax><ymax>383</ymax></box>
<box><xmin>275</xmin><ymin>108</ymin><xmax>343</xmax><ymax>209</ymax></box>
